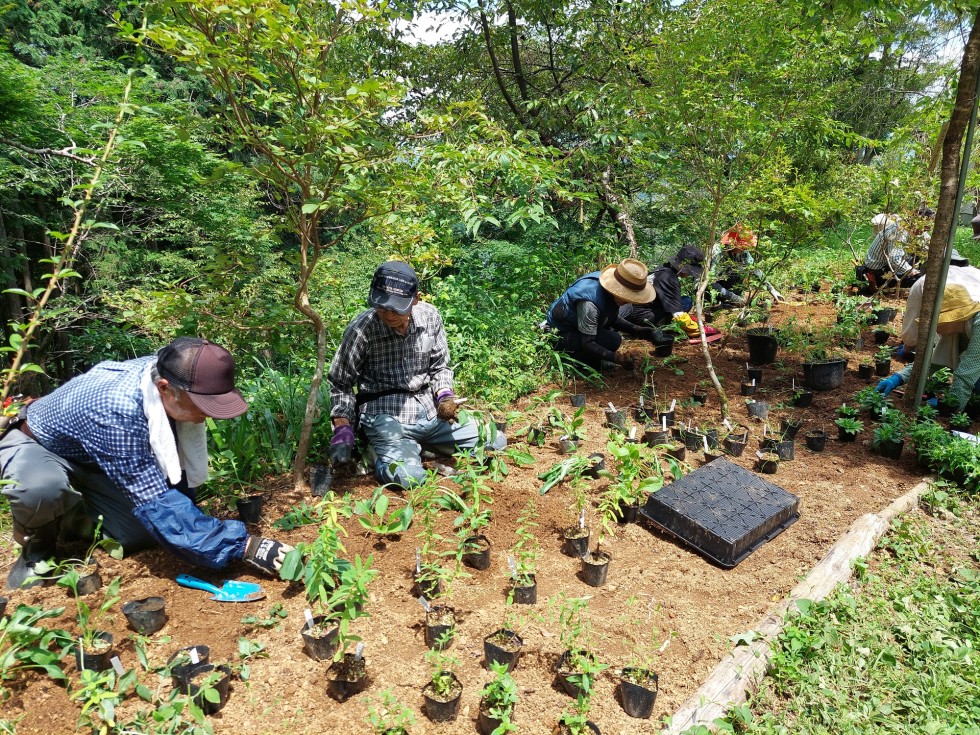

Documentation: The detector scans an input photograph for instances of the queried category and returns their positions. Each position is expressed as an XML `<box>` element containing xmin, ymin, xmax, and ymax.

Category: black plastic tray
<box><xmin>638</xmin><ymin>457</ymin><xmax>799</xmax><ymax>568</ymax></box>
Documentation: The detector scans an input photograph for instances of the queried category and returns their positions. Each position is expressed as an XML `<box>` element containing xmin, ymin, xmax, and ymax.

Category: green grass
<box><xmin>699</xmin><ymin>486</ymin><xmax>980</xmax><ymax>735</ymax></box>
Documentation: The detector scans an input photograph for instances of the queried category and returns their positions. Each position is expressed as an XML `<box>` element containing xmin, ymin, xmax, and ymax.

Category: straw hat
<box><xmin>938</xmin><ymin>283</ymin><xmax>980</xmax><ymax>324</ymax></box>
<box><xmin>599</xmin><ymin>258</ymin><xmax>656</xmax><ymax>304</ymax></box>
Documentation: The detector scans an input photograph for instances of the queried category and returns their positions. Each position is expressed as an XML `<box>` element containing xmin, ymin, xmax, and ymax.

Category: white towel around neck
<box><xmin>141</xmin><ymin>362</ymin><xmax>210</xmax><ymax>488</ymax></box>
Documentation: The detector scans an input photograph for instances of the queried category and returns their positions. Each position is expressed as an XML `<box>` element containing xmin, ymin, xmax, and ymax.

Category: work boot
<box><xmin>6</xmin><ymin>521</ymin><xmax>60</xmax><ymax>590</ymax></box>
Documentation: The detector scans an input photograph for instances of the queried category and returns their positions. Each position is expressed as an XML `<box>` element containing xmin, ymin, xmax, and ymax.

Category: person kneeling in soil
<box><xmin>618</xmin><ymin>245</ymin><xmax>722</xmax><ymax>345</ymax></box>
<box><xmin>896</xmin><ymin>250</ymin><xmax>977</xmax><ymax>362</ymax></box>
<box><xmin>546</xmin><ymin>258</ymin><xmax>660</xmax><ymax>371</ymax></box>
<box><xmin>710</xmin><ymin>224</ymin><xmax>785</xmax><ymax>306</ymax></box>
<box><xmin>877</xmin><ymin>283</ymin><xmax>980</xmax><ymax>410</ymax></box>
<box><xmin>0</xmin><ymin>338</ymin><xmax>294</xmax><ymax>589</ymax></box>
<box><xmin>327</xmin><ymin>261</ymin><xmax>505</xmax><ymax>490</ymax></box>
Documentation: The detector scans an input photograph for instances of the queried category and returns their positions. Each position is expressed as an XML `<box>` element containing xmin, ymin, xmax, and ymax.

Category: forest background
<box><xmin>2</xmin><ymin>0</ymin><xmax>980</xmax><ymax>493</ymax></box>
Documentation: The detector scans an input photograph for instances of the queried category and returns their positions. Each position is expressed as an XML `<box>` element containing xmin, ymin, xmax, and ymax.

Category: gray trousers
<box><xmin>360</xmin><ymin>413</ymin><xmax>506</xmax><ymax>488</ymax></box>
<box><xmin>0</xmin><ymin>428</ymin><xmax>154</xmax><ymax>550</ymax></box>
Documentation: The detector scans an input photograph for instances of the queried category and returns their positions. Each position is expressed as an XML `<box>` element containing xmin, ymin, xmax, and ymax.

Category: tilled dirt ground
<box><xmin>1</xmin><ymin>293</ymin><xmax>930</xmax><ymax>735</ymax></box>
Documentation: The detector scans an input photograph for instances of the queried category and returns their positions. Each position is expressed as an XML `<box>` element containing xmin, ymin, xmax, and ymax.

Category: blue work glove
<box><xmin>894</xmin><ymin>343</ymin><xmax>905</xmax><ymax>358</ymax></box>
<box><xmin>876</xmin><ymin>374</ymin><xmax>904</xmax><ymax>395</ymax></box>
<box><xmin>926</xmin><ymin>397</ymin><xmax>938</xmax><ymax>408</ymax></box>
<box><xmin>329</xmin><ymin>423</ymin><xmax>355</xmax><ymax>465</ymax></box>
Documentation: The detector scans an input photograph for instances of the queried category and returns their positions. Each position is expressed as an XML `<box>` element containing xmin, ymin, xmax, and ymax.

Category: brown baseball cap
<box><xmin>156</xmin><ymin>337</ymin><xmax>247</xmax><ymax>419</ymax></box>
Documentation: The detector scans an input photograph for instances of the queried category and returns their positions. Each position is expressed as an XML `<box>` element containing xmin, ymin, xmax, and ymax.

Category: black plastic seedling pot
<box><xmin>580</xmin><ymin>551</ymin><xmax>610</xmax><ymax>587</ymax></box>
<box><xmin>327</xmin><ymin>654</ymin><xmax>369</xmax><ymax>702</ymax></box>
<box><xmin>122</xmin><ymin>596</ymin><xmax>167</xmax><ymax>635</ymax></box>
<box><xmin>483</xmin><ymin>628</ymin><xmax>523</xmax><ymax>672</ymax></box>
<box><xmin>462</xmin><ymin>534</ymin><xmax>491</xmax><ymax>570</ymax></box>
<box><xmin>510</xmin><ymin>575</ymin><xmax>537</xmax><ymax>605</ymax></box>
<box><xmin>422</xmin><ymin>672</ymin><xmax>462</xmax><ymax>722</ymax></box>
<box><xmin>619</xmin><ymin>668</ymin><xmax>659</xmax><ymax>719</ymax></box>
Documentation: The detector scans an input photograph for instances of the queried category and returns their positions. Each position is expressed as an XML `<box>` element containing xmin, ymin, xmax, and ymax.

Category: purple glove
<box><xmin>329</xmin><ymin>424</ymin><xmax>355</xmax><ymax>465</ymax></box>
<box><xmin>436</xmin><ymin>389</ymin><xmax>458</xmax><ymax>422</ymax></box>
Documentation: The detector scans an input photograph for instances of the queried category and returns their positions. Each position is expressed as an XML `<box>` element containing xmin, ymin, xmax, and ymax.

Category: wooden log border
<box><xmin>661</xmin><ymin>478</ymin><xmax>932</xmax><ymax>735</ymax></box>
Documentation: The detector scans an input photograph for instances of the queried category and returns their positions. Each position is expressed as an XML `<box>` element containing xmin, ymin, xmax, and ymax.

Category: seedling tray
<box><xmin>639</xmin><ymin>457</ymin><xmax>799</xmax><ymax>568</ymax></box>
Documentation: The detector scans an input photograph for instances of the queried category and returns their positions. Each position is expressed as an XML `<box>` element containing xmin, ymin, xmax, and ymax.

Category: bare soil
<box><xmin>1</xmin><ymin>293</ymin><xmax>927</xmax><ymax>735</ymax></box>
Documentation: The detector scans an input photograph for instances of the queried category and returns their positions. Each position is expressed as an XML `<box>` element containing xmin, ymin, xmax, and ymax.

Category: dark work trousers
<box><xmin>0</xmin><ymin>428</ymin><xmax>156</xmax><ymax>551</ymax></box>
<box><xmin>554</xmin><ymin>329</ymin><xmax>622</xmax><ymax>371</ymax></box>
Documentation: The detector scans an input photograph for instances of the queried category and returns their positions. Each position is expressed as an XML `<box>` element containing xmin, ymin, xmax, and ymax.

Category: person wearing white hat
<box><xmin>546</xmin><ymin>258</ymin><xmax>659</xmax><ymax>370</ymax></box>
<box><xmin>861</xmin><ymin>213</ymin><xmax>922</xmax><ymax>293</ymax></box>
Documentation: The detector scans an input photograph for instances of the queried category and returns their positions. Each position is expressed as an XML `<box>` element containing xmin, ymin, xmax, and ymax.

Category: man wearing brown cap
<box><xmin>328</xmin><ymin>261</ymin><xmax>506</xmax><ymax>489</ymax></box>
<box><xmin>0</xmin><ymin>337</ymin><xmax>293</xmax><ymax>588</ymax></box>
<box><xmin>546</xmin><ymin>258</ymin><xmax>661</xmax><ymax>370</ymax></box>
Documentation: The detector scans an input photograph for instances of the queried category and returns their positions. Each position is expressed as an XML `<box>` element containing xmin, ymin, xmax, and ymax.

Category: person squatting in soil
<box><xmin>327</xmin><ymin>261</ymin><xmax>506</xmax><ymax>490</ymax></box>
<box><xmin>896</xmin><ymin>250</ymin><xmax>976</xmax><ymax>362</ymax></box>
<box><xmin>877</xmin><ymin>283</ymin><xmax>980</xmax><ymax>410</ymax></box>
<box><xmin>617</xmin><ymin>245</ymin><xmax>723</xmax><ymax>345</ymax></box>
<box><xmin>859</xmin><ymin>211</ymin><xmax>929</xmax><ymax>294</ymax></box>
<box><xmin>545</xmin><ymin>258</ymin><xmax>661</xmax><ymax>371</ymax></box>
<box><xmin>0</xmin><ymin>337</ymin><xmax>294</xmax><ymax>590</ymax></box>
<box><xmin>710</xmin><ymin>224</ymin><xmax>785</xmax><ymax>306</ymax></box>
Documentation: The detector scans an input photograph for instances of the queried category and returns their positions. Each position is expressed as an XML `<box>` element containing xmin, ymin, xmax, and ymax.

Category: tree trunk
<box><xmin>290</xmin><ymin>215</ymin><xmax>325</xmax><ymax>493</ymax></box>
<box><xmin>0</xmin><ymin>209</ymin><xmax>24</xmax><ymax>342</ymax></box>
<box><xmin>906</xmin><ymin>9</ymin><xmax>980</xmax><ymax>411</ymax></box>
<box><xmin>600</xmin><ymin>166</ymin><xmax>638</xmax><ymax>259</ymax></box>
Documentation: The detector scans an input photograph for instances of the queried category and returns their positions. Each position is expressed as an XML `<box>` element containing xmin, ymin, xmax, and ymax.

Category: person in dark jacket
<box><xmin>618</xmin><ymin>245</ymin><xmax>722</xmax><ymax>344</ymax></box>
<box><xmin>0</xmin><ymin>338</ymin><xmax>293</xmax><ymax>589</ymax></box>
<box><xmin>546</xmin><ymin>258</ymin><xmax>658</xmax><ymax>370</ymax></box>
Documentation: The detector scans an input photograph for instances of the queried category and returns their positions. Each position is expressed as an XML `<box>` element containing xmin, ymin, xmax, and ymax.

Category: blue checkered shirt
<box><xmin>25</xmin><ymin>356</ymin><xmax>171</xmax><ymax>506</ymax></box>
<box><xmin>328</xmin><ymin>302</ymin><xmax>454</xmax><ymax>424</ymax></box>
<box><xmin>864</xmin><ymin>223</ymin><xmax>914</xmax><ymax>277</ymax></box>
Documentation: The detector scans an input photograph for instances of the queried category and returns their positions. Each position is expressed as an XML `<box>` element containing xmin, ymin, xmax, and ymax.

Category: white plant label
<box><xmin>629</xmin><ymin>426</ymin><xmax>637</xmax><ymax>439</ymax></box>
<box><xmin>354</xmin><ymin>642</ymin><xmax>364</xmax><ymax>660</ymax></box>
<box><xmin>661</xmin><ymin>415</ymin><xmax>667</xmax><ymax>430</ymax></box>
<box><xmin>792</xmin><ymin>379</ymin><xmax>796</xmax><ymax>390</ymax></box>
<box><xmin>756</xmin><ymin>450</ymin><xmax>765</xmax><ymax>459</ymax></box>
<box><xmin>579</xmin><ymin>509</ymin><xmax>586</xmax><ymax>528</ymax></box>
<box><xmin>189</xmin><ymin>648</ymin><xmax>200</xmax><ymax>665</ymax></box>
<box><xmin>418</xmin><ymin>596</ymin><xmax>431</xmax><ymax>613</ymax></box>
<box><xmin>111</xmin><ymin>656</ymin><xmax>125</xmax><ymax>676</ymax></box>
<box><xmin>669</xmin><ymin>399</ymin><xmax>677</xmax><ymax>412</ymax></box>
<box><xmin>723</xmin><ymin>419</ymin><xmax>733</xmax><ymax>431</ymax></box>
<box><xmin>751</xmin><ymin>378</ymin><xmax>756</xmax><ymax>386</ymax></box>
<box><xmin>304</xmin><ymin>609</ymin><xmax>314</xmax><ymax>627</ymax></box>
<box><xmin>703</xmin><ymin>435</ymin><xmax>709</xmax><ymax>451</ymax></box>
<box><xmin>507</xmin><ymin>555</ymin><xmax>518</xmax><ymax>578</ymax></box>
<box><xmin>607</xmin><ymin>401</ymin><xmax>616</xmax><ymax>412</ymax></box>
<box><xmin>415</xmin><ymin>548</ymin><xmax>422</xmax><ymax>575</ymax></box>
<box><xmin>639</xmin><ymin>395</ymin><xmax>645</xmax><ymax>408</ymax></box>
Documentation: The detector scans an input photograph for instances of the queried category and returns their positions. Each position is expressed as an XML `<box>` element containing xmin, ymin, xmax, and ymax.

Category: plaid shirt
<box><xmin>329</xmin><ymin>302</ymin><xmax>454</xmax><ymax>425</ymax></box>
<box><xmin>864</xmin><ymin>223</ymin><xmax>914</xmax><ymax>277</ymax></box>
<box><xmin>25</xmin><ymin>356</ymin><xmax>172</xmax><ymax>506</ymax></box>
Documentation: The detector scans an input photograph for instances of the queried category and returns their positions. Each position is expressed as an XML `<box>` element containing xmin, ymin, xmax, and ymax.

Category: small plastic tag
<box><xmin>661</xmin><ymin>415</ymin><xmax>667</xmax><ymax>430</ymax></box>
<box><xmin>703</xmin><ymin>435</ymin><xmax>709</xmax><ymax>451</ymax></box>
<box><xmin>792</xmin><ymin>378</ymin><xmax>796</xmax><ymax>390</ymax></box>
<box><xmin>354</xmin><ymin>642</ymin><xmax>364</xmax><ymax>660</ymax></box>
<box><xmin>418</xmin><ymin>596</ymin><xmax>431</xmax><ymax>613</ymax></box>
<box><xmin>507</xmin><ymin>555</ymin><xmax>518</xmax><ymax>577</ymax></box>
<box><xmin>189</xmin><ymin>648</ymin><xmax>200</xmax><ymax>665</ymax></box>
<box><xmin>579</xmin><ymin>509</ymin><xmax>586</xmax><ymax>528</ymax></box>
<box><xmin>746</xmin><ymin>362</ymin><xmax>749</xmax><ymax>371</ymax></box>
<box><xmin>607</xmin><ymin>401</ymin><xmax>616</xmax><ymax>412</ymax></box>
<box><xmin>110</xmin><ymin>656</ymin><xmax>125</xmax><ymax>676</ymax></box>
<box><xmin>755</xmin><ymin>450</ymin><xmax>765</xmax><ymax>459</ymax></box>
<box><xmin>304</xmin><ymin>609</ymin><xmax>314</xmax><ymax>627</ymax></box>
<box><xmin>723</xmin><ymin>419</ymin><xmax>733</xmax><ymax>430</ymax></box>
<box><xmin>669</xmin><ymin>399</ymin><xmax>677</xmax><ymax>412</ymax></box>
<box><xmin>751</xmin><ymin>378</ymin><xmax>755</xmax><ymax>386</ymax></box>
<box><xmin>415</xmin><ymin>548</ymin><xmax>422</xmax><ymax>575</ymax></box>
<box><xmin>629</xmin><ymin>426</ymin><xmax>637</xmax><ymax>439</ymax></box>
<box><xmin>639</xmin><ymin>395</ymin><xmax>645</xmax><ymax>408</ymax></box>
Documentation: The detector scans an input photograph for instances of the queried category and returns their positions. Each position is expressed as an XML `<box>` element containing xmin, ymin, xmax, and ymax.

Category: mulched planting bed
<box><xmin>0</xmin><ymin>295</ymin><xmax>926</xmax><ymax>734</ymax></box>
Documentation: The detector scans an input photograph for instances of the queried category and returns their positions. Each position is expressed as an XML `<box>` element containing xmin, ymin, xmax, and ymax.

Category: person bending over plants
<box><xmin>617</xmin><ymin>245</ymin><xmax>722</xmax><ymax>345</ymax></box>
<box><xmin>545</xmin><ymin>258</ymin><xmax>660</xmax><ymax>371</ymax></box>
<box><xmin>327</xmin><ymin>261</ymin><xmax>506</xmax><ymax>490</ymax></box>
<box><xmin>0</xmin><ymin>338</ymin><xmax>294</xmax><ymax>589</ymax></box>
<box><xmin>877</xmin><ymin>284</ymin><xmax>980</xmax><ymax>412</ymax></box>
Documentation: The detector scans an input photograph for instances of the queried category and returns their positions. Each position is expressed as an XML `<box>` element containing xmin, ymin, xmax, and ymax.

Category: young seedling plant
<box><xmin>479</xmin><ymin>661</ymin><xmax>518</xmax><ymax>734</ymax></box>
<box><xmin>509</xmin><ymin>496</ymin><xmax>540</xmax><ymax>588</ymax></box>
